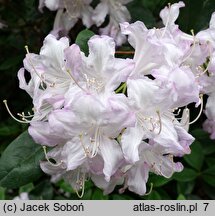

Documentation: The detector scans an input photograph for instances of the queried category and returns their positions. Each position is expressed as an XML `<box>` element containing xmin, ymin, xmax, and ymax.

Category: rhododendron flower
<box><xmin>39</xmin><ymin>0</ymin><xmax>94</xmax><ymax>35</ymax></box>
<box><xmin>93</xmin><ymin>0</ymin><xmax>133</xmax><ymax>45</ymax></box>
<box><xmin>7</xmin><ymin>1</ymin><xmax>215</xmax><ymax>197</ymax></box>
<box><xmin>38</xmin><ymin>0</ymin><xmax>133</xmax><ymax>45</ymax></box>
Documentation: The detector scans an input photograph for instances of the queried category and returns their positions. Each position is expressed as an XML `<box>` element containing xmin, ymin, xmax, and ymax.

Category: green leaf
<box><xmin>156</xmin><ymin>189</ymin><xmax>171</xmax><ymax>200</ymax></box>
<box><xmin>127</xmin><ymin>2</ymin><xmax>156</xmax><ymax>27</ymax></box>
<box><xmin>0</xmin><ymin>187</ymin><xmax>5</xmax><ymax>200</ymax></box>
<box><xmin>177</xmin><ymin>0</ymin><xmax>205</xmax><ymax>33</ymax></box>
<box><xmin>177</xmin><ymin>194</ymin><xmax>186</xmax><ymax>200</ymax></box>
<box><xmin>0</xmin><ymin>131</ymin><xmax>44</xmax><ymax>189</ymax></box>
<box><xmin>202</xmin><ymin>165</ymin><xmax>215</xmax><ymax>187</ymax></box>
<box><xmin>30</xmin><ymin>180</ymin><xmax>53</xmax><ymax>200</ymax></box>
<box><xmin>81</xmin><ymin>188</ymin><xmax>93</xmax><ymax>200</ymax></box>
<box><xmin>145</xmin><ymin>190</ymin><xmax>161</xmax><ymax>200</ymax></box>
<box><xmin>19</xmin><ymin>183</ymin><xmax>34</xmax><ymax>193</ymax></box>
<box><xmin>75</xmin><ymin>29</ymin><xmax>95</xmax><ymax>55</ymax></box>
<box><xmin>111</xmin><ymin>194</ymin><xmax>133</xmax><ymax>200</ymax></box>
<box><xmin>177</xmin><ymin>181</ymin><xmax>195</xmax><ymax>195</ymax></box>
<box><xmin>191</xmin><ymin>129</ymin><xmax>215</xmax><ymax>155</ymax></box>
<box><xmin>205</xmin><ymin>157</ymin><xmax>215</xmax><ymax>167</ymax></box>
<box><xmin>184</xmin><ymin>141</ymin><xmax>204</xmax><ymax>171</ymax></box>
<box><xmin>203</xmin><ymin>183</ymin><xmax>215</xmax><ymax>199</ymax></box>
<box><xmin>92</xmin><ymin>189</ymin><xmax>109</xmax><ymax>200</ymax></box>
<box><xmin>149</xmin><ymin>174</ymin><xmax>172</xmax><ymax>187</ymax></box>
<box><xmin>57</xmin><ymin>180</ymin><xmax>75</xmax><ymax>194</ymax></box>
<box><xmin>173</xmin><ymin>168</ymin><xmax>198</xmax><ymax>182</ymax></box>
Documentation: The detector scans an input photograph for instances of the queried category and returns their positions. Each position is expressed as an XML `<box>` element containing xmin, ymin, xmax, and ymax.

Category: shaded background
<box><xmin>0</xmin><ymin>0</ymin><xmax>215</xmax><ymax>199</ymax></box>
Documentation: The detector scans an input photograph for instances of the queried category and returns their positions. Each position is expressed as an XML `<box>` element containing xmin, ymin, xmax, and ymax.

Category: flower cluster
<box><xmin>5</xmin><ymin>1</ymin><xmax>215</xmax><ymax>196</ymax></box>
<box><xmin>38</xmin><ymin>0</ymin><xmax>133</xmax><ymax>45</ymax></box>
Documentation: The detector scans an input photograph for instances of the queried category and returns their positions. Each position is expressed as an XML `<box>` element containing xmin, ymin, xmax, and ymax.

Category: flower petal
<box><xmin>99</xmin><ymin>136</ymin><xmax>124</xmax><ymax>182</ymax></box>
<box><xmin>121</xmin><ymin>123</ymin><xmax>145</xmax><ymax>163</ymax></box>
<box><xmin>126</xmin><ymin>162</ymin><xmax>149</xmax><ymax>196</ymax></box>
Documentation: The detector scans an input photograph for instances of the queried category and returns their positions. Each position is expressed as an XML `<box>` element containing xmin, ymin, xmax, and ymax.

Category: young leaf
<box><xmin>75</xmin><ymin>29</ymin><xmax>95</xmax><ymax>55</ymax></box>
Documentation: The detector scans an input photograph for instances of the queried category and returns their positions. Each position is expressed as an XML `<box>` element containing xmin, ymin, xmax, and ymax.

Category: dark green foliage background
<box><xmin>0</xmin><ymin>0</ymin><xmax>215</xmax><ymax>200</ymax></box>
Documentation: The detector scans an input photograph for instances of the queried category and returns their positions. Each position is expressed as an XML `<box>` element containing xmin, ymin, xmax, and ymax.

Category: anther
<box><xmin>75</xmin><ymin>171</ymin><xmax>86</xmax><ymax>198</ymax></box>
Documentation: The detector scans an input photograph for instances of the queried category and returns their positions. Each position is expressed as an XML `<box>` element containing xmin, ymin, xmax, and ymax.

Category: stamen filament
<box><xmin>3</xmin><ymin>100</ymin><xmax>29</xmax><ymax>124</ymax></box>
<box><xmin>197</xmin><ymin>44</ymin><xmax>212</xmax><ymax>77</ymax></box>
<box><xmin>66</xmin><ymin>69</ymin><xmax>86</xmax><ymax>92</ymax></box>
<box><xmin>182</xmin><ymin>29</ymin><xmax>196</xmax><ymax>63</ymax></box>
<box><xmin>189</xmin><ymin>94</ymin><xmax>203</xmax><ymax>125</ymax></box>
<box><xmin>145</xmin><ymin>183</ymin><xmax>153</xmax><ymax>196</ymax></box>
<box><xmin>75</xmin><ymin>171</ymin><xmax>85</xmax><ymax>198</ymax></box>
<box><xmin>25</xmin><ymin>45</ymin><xmax>46</xmax><ymax>90</ymax></box>
<box><xmin>43</xmin><ymin>146</ymin><xmax>63</xmax><ymax>167</ymax></box>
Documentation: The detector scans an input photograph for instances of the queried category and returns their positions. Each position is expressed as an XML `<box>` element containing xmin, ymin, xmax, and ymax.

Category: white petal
<box><xmin>99</xmin><ymin>137</ymin><xmax>123</xmax><ymax>182</ymax></box>
<box><xmin>62</xmin><ymin>138</ymin><xmax>86</xmax><ymax>171</ymax></box>
<box><xmin>40</xmin><ymin>34</ymin><xmax>69</xmax><ymax>70</ymax></box>
<box><xmin>44</xmin><ymin>0</ymin><xmax>60</xmax><ymax>11</ymax></box>
<box><xmin>121</xmin><ymin>123</ymin><xmax>145</xmax><ymax>163</ymax></box>
<box><xmin>127</xmin><ymin>162</ymin><xmax>149</xmax><ymax>196</ymax></box>
<box><xmin>160</xmin><ymin>1</ymin><xmax>185</xmax><ymax>27</ymax></box>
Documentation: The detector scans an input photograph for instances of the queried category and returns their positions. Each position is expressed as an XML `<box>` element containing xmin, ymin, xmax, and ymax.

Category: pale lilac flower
<box><xmin>93</xmin><ymin>0</ymin><xmax>133</xmax><ymax>45</ymax></box>
<box><xmin>11</xmin><ymin>1</ymin><xmax>215</xmax><ymax>197</ymax></box>
<box><xmin>120</xmin><ymin>77</ymin><xmax>194</xmax><ymax>164</ymax></box>
<box><xmin>39</xmin><ymin>0</ymin><xmax>93</xmax><ymax>36</ymax></box>
<box><xmin>197</xmin><ymin>12</ymin><xmax>215</xmax><ymax>47</ymax></box>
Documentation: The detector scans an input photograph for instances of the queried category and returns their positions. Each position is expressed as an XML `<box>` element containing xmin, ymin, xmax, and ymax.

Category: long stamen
<box><xmin>3</xmin><ymin>100</ymin><xmax>29</xmax><ymax>124</ymax></box>
<box><xmin>182</xmin><ymin>29</ymin><xmax>197</xmax><ymax>63</ymax></box>
<box><xmin>79</xmin><ymin>134</ymin><xmax>91</xmax><ymax>157</ymax></box>
<box><xmin>75</xmin><ymin>171</ymin><xmax>85</xmax><ymax>198</ymax></box>
<box><xmin>145</xmin><ymin>183</ymin><xmax>153</xmax><ymax>196</ymax></box>
<box><xmin>25</xmin><ymin>46</ymin><xmax>46</xmax><ymax>89</ymax></box>
<box><xmin>196</xmin><ymin>43</ymin><xmax>212</xmax><ymax>77</ymax></box>
<box><xmin>189</xmin><ymin>94</ymin><xmax>203</xmax><ymax>125</ymax></box>
<box><xmin>91</xmin><ymin>127</ymin><xmax>100</xmax><ymax>158</ymax></box>
<box><xmin>42</xmin><ymin>146</ymin><xmax>63</xmax><ymax>167</ymax></box>
<box><xmin>66</xmin><ymin>69</ymin><xmax>86</xmax><ymax>92</ymax></box>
